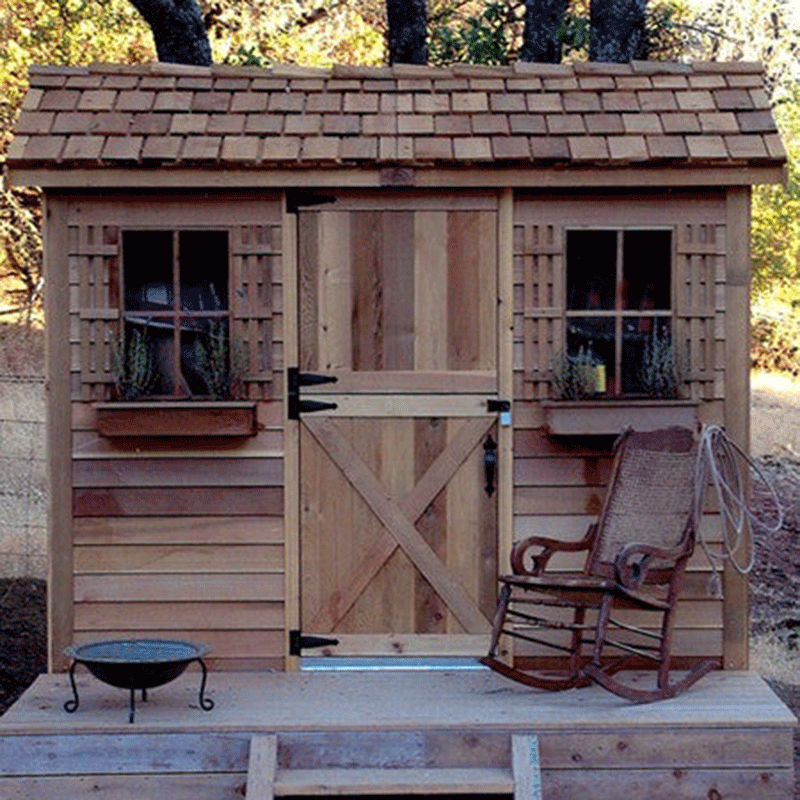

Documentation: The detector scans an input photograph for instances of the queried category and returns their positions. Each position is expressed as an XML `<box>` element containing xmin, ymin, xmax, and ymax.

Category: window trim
<box><xmin>563</xmin><ymin>225</ymin><xmax>676</xmax><ymax>398</ymax></box>
<box><xmin>119</xmin><ymin>227</ymin><xmax>234</xmax><ymax>400</ymax></box>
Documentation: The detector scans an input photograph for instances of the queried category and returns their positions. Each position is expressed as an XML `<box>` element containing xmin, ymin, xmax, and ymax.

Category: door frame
<box><xmin>282</xmin><ymin>188</ymin><xmax>515</xmax><ymax>668</ymax></box>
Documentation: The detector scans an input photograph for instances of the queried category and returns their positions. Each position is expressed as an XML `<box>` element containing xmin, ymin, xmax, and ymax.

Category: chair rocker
<box><xmin>482</xmin><ymin>427</ymin><xmax>717</xmax><ymax>703</ymax></box>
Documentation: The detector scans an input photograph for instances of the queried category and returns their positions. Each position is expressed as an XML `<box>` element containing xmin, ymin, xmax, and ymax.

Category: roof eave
<box><xmin>5</xmin><ymin>159</ymin><xmax>788</xmax><ymax>191</ymax></box>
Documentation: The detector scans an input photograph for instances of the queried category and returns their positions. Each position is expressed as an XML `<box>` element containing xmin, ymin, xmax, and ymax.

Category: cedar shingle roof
<box><xmin>6</xmin><ymin>61</ymin><xmax>786</xmax><ymax>172</ymax></box>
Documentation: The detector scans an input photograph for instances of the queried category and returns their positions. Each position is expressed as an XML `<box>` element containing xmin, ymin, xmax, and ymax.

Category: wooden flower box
<box><xmin>95</xmin><ymin>401</ymin><xmax>258</xmax><ymax>438</ymax></box>
<box><xmin>541</xmin><ymin>399</ymin><xmax>698</xmax><ymax>436</ymax></box>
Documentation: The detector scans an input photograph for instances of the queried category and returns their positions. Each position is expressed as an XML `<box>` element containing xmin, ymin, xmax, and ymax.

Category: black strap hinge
<box><xmin>487</xmin><ymin>399</ymin><xmax>510</xmax><ymax>414</ymax></box>
<box><xmin>287</xmin><ymin>367</ymin><xmax>339</xmax><ymax>419</ymax></box>
<box><xmin>289</xmin><ymin>630</ymin><xmax>340</xmax><ymax>656</ymax></box>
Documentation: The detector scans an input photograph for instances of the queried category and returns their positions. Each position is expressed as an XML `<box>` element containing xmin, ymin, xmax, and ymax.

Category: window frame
<box><xmin>119</xmin><ymin>227</ymin><xmax>233</xmax><ymax>400</ymax></box>
<box><xmin>563</xmin><ymin>225</ymin><xmax>676</xmax><ymax>398</ymax></box>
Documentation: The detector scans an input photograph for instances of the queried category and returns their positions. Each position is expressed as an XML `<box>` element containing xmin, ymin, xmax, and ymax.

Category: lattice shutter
<box><xmin>69</xmin><ymin>223</ymin><xmax>120</xmax><ymax>401</ymax></box>
<box><xmin>675</xmin><ymin>223</ymin><xmax>726</xmax><ymax>401</ymax></box>
<box><xmin>231</xmin><ymin>223</ymin><xmax>281</xmax><ymax>400</ymax></box>
<box><xmin>514</xmin><ymin>222</ymin><xmax>565</xmax><ymax>399</ymax></box>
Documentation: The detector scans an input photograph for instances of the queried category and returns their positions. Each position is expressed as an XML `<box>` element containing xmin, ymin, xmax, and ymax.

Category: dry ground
<box><xmin>752</xmin><ymin>371</ymin><xmax>800</xmax><ymax>459</ymax></box>
<box><xmin>743</xmin><ymin>372</ymin><xmax>800</xmax><ymax>799</ymax></box>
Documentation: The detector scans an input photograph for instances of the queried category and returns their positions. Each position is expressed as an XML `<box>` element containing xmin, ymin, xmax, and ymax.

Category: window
<box><xmin>565</xmin><ymin>228</ymin><xmax>675</xmax><ymax>397</ymax></box>
<box><xmin>120</xmin><ymin>229</ymin><xmax>231</xmax><ymax>398</ymax></box>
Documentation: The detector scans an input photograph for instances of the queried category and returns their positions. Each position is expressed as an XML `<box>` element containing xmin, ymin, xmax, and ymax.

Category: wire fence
<box><xmin>0</xmin><ymin>373</ymin><xmax>47</xmax><ymax>579</ymax></box>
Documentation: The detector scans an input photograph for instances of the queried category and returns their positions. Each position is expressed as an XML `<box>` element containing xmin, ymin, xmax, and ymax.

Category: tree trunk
<box><xmin>386</xmin><ymin>0</ymin><xmax>428</xmax><ymax>64</ymax></box>
<box><xmin>520</xmin><ymin>0</ymin><xmax>568</xmax><ymax>63</ymax></box>
<box><xmin>589</xmin><ymin>0</ymin><xmax>647</xmax><ymax>62</ymax></box>
<box><xmin>128</xmin><ymin>0</ymin><xmax>212</xmax><ymax>66</ymax></box>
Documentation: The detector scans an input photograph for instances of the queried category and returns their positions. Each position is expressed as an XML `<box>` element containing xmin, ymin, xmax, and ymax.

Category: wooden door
<box><xmin>295</xmin><ymin>193</ymin><xmax>502</xmax><ymax>658</ymax></box>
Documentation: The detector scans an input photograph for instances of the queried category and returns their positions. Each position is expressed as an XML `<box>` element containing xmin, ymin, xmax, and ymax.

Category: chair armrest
<box><xmin>613</xmin><ymin>539</ymin><xmax>692</xmax><ymax>590</ymax></box>
<box><xmin>511</xmin><ymin>524</ymin><xmax>597</xmax><ymax>576</ymax></box>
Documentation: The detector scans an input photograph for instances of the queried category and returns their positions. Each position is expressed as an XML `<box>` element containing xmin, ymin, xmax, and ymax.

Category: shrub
<box><xmin>751</xmin><ymin>307</ymin><xmax>800</xmax><ymax>375</ymax></box>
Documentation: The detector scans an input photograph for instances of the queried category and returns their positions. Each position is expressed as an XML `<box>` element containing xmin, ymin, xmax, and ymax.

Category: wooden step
<box><xmin>244</xmin><ymin>732</ymin><xmax>541</xmax><ymax>799</ymax></box>
<box><xmin>273</xmin><ymin>766</ymin><xmax>514</xmax><ymax>795</ymax></box>
<box><xmin>246</xmin><ymin>734</ymin><xmax>278</xmax><ymax>800</ymax></box>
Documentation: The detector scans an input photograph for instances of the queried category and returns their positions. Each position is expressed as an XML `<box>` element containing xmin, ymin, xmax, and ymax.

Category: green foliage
<box><xmin>193</xmin><ymin>322</ymin><xmax>248</xmax><ymax>400</ymax></box>
<box><xmin>638</xmin><ymin>327</ymin><xmax>680</xmax><ymax>399</ymax></box>
<box><xmin>0</xmin><ymin>188</ymin><xmax>42</xmax><ymax>322</ymax></box>
<box><xmin>429</xmin><ymin>1</ymin><xmax>520</xmax><ymax>66</ymax></box>
<box><xmin>751</xmin><ymin>300</ymin><xmax>800</xmax><ymax>375</ymax></box>
<box><xmin>112</xmin><ymin>326</ymin><xmax>157</xmax><ymax>401</ymax></box>
<box><xmin>751</xmin><ymin>86</ymin><xmax>800</xmax><ymax>296</ymax></box>
<box><xmin>550</xmin><ymin>347</ymin><xmax>601</xmax><ymax>401</ymax></box>
<box><xmin>205</xmin><ymin>0</ymin><xmax>383</xmax><ymax>68</ymax></box>
<box><xmin>557</xmin><ymin>13</ymin><xmax>591</xmax><ymax>56</ymax></box>
<box><xmin>429</xmin><ymin>0</ymin><xmax>687</xmax><ymax>66</ymax></box>
<box><xmin>682</xmin><ymin>0</ymin><xmax>800</xmax><ymax>306</ymax></box>
<box><xmin>0</xmin><ymin>0</ymin><xmax>152</xmax><ymax>110</ymax></box>
<box><xmin>682</xmin><ymin>0</ymin><xmax>800</xmax><ymax>103</ymax></box>
<box><xmin>559</xmin><ymin>0</ymin><xmax>689</xmax><ymax>61</ymax></box>
<box><xmin>636</xmin><ymin>2</ymin><xmax>686</xmax><ymax>60</ymax></box>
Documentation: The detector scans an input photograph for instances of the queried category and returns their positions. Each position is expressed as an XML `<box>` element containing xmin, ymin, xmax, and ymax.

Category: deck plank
<box><xmin>0</xmin><ymin>774</ymin><xmax>245</xmax><ymax>800</ymax></box>
<box><xmin>0</xmin><ymin>671</ymin><xmax>793</xmax><ymax>799</ymax></box>
<box><xmin>273</xmin><ymin>767</ymin><xmax>513</xmax><ymax>795</ymax></box>
<box><xmin>1</xmin><ymin>669</ymin><xmax>794</xmax><ymax>733</ymax></box>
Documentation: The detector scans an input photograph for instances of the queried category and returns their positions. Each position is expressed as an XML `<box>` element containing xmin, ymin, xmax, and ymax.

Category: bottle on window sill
<box><xmin>595</xmin><ymin>363</ymin><xmax>607</xmax><ymax>394</ymax></box>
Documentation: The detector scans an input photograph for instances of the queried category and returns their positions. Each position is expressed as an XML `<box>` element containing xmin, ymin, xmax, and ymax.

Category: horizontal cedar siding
<box><xmin>511</xmin><ymin>192</ymin><xmax>726</xmax><ymax>665</ymax></box>
<box><xmin>67</xmin><ymin>196</ymin><xmax>287</xmax><ymax>670</ymax></box>
<box><xmin>70</xmin><ymin>430</ymin><xmax>286</xmax><ymax>670</ymax></box>
<box><xmin>73</xmin><ymin>486</ymin><xmax>283</xmax><ymax>516</ymax></box>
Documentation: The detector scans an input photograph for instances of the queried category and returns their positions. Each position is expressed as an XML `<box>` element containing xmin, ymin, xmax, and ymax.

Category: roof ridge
<box><xmin>512</xmin><ymin>62</ymin><xmax>575</xmax><ymax>76</ymax></box>
<box><xmin>29</xmin><ymin>64</ymin><xmax>90</xmax><ymax>76</ymax></box>
<box><xmin>332</xmin><ymin>64</ymin><xmax>393</xmax><ymax>79</ymax></box>
<box><xmin>265</xmin><ymin>64</ymin><xmax>331</xmax><ymax>78</ymax></box>
<box><xmin>29</xmin><ymin>60</ymin><xmax>767</xmax><ymax>82</ymax></box>
<box><xmin>631</xmin><ymin>60</ymin><xmax>692</xmax><ymax>74</ymax></box>
<box><xmin>690</xmin><ymin>60</ymin><xmax>764</xmax><ymax>74</ymax></box>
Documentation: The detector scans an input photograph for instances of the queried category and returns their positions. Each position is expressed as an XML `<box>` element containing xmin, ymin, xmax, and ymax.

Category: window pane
<box><xmin>120</xmin><ymin>319</ymin><xmax>175</xmax><ymax>397</ymax></box>
<box><xmin>623</xmin><ymin>230</ymin><xmax>671</xmax><ymax>311</ymax></box>
<box><xmin>122</xmin><ymin>230</ymin><xmax>174</xmax><ymax>312</ymax></box>
<box><xmin>179</xmin><ymin>231</ymin><xmax>229</xmax><ymax>311</ymax></box>
<box><xmin>622</xmin><ymin>316</ymin><xmax>676</xmax><ymax>396</ymax></box>
<box><xmin>566</xmin><ymin>230</ymin><xmax>617</xmax><ymax>310</ymax></box>
<box><xmin>566</xmin><ymin>316</ymin><xmax>615</xmax><ymax>393</ymax></box>
<box><xmin>181</xmin><ymin>318</ymin><xmax>231</xmax><ymax>398</ymax></box>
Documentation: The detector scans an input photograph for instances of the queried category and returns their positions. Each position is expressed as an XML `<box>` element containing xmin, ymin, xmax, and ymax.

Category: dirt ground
<box><xmin>748</xmin><ymin>371</ymin><xmax>800</xmax><ymax>798</ymax></box>
<box><xmin>0</xmin><ymin>372</ymin><xmax>797</xmax><ymax>792</ymax></box>
<box><xmin>752</xmin><ymin>371</ymin><xmax>800</xmax><ymax>459</ymax></box>
<box><xmin>0</xmin><ymin>577</ymin><xmax>45</xmax><ymax>715</ymax></box>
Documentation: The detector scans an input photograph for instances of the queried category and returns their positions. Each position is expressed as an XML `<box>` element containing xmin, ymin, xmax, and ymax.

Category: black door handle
<box><xmin>484</xmin><ymin>434</ymin><xmax>497</xmax><ymax>496</ymax></box>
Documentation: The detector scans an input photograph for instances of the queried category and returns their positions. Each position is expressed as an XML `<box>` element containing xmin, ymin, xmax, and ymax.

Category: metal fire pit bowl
<box><xmin>63</xmin><ymin>638</ymin><xmax>214</xmax><ymax>723</ymax></box>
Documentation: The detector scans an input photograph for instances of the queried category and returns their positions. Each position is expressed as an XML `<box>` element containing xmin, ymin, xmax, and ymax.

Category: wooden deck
<box><xmin>0</xmin><ymin>668</ymin><xmax>795</xmax><ymax>798</ymax></box>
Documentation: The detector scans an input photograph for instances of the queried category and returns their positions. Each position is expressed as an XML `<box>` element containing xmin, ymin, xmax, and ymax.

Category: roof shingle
<box><xmin>6</xmin><ymin>60</ymin><xmax>785</xmax><ymax>172</ymax></box>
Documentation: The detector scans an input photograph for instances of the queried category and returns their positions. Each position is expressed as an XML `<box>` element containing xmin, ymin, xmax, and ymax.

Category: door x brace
<box><xmin>304</xmin><ymin>416</ymin><xmax>494</xmax><ymax>634</ymax></box>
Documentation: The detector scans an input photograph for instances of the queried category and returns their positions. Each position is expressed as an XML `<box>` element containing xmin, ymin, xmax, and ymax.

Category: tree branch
<box><xmin>127</xmin><ymin>0</ymin><xmax>212</xmax><ymax>65</ymax></box>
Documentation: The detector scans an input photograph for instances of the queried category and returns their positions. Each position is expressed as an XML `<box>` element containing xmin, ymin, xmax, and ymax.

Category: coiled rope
<box><xmin>695</xmin><ymin>424</ymin><xmax>784</xmax><ymax>598</ymax></box>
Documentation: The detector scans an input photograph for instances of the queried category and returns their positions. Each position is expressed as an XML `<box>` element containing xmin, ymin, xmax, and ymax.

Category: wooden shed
<box><xmin>4</xmin><ymin>59</ymin><xmax>786</xmax><ymax>678</ymax></box>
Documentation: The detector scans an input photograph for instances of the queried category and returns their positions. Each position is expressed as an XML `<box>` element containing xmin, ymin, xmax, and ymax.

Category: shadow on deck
<box><xmin>0</xmin><ymin>668</ymin><xmax>795</xmax><ymax>799</ymax></box>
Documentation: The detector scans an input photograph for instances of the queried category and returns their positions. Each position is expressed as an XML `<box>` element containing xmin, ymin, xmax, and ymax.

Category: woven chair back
<box><xmin>589</xmin><ymin>427</ymin><xmax>699</xmax><ymax>575</ymax></box>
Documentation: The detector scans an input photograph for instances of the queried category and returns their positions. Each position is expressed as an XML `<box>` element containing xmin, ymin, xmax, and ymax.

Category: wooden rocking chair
<box><xmin>482</xmin><ymin>427</ymin><xmax>717</xmax><ymax>703</ymax></box>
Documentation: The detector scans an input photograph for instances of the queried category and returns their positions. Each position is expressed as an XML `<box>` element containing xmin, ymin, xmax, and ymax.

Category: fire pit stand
<box><xmin>63</xmin><ymin>639</ymin><xmax>214</xmax><ymax>723</ymax></box>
